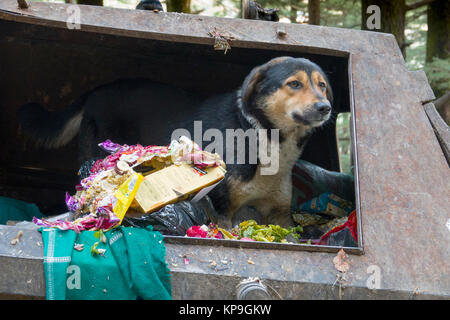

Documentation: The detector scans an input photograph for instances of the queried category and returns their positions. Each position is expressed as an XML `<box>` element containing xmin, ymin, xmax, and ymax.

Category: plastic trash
<box><xmin>291</xmin><ymin>160</ymin><xmax>355</xmax><ymax>210</ymax></box>
<box><xmin>122</xmin><ymin>196</ymin><xmax>218</xmax><ymax>236</ymax></box>
<box><xmin>319</xmin><ymin>210</ymin><xmax>358</xmax><ymax>247</ymax></box>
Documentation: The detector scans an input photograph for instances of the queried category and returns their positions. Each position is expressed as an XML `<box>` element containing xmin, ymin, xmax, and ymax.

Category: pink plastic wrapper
<box><xmin>186</xmin><ymin>224</ymin><xmax>223</xmax><ymax>239</ymax></box>
<box><xmin>65</xmin><ymin>192</ymin><xmax>79</xmax><ymax>212</ymax></box>
<box><xmin>98</xmin><ymin>140</ymin><xmax>127</xmax><ymax>154</ymax></box>
<box><xmin>33</xmin><ymin>207</ymin><xmax>120</xmax><ymax>233</ymax></box>
<box><xmin>186</xmin><ymin>225</ymin><xmax>208</xmax><ymax>238</ymax></box>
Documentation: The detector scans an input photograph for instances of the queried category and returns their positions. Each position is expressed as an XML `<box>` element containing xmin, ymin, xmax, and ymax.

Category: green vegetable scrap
<box><xmin>237</xmin><ymin>220</ymin><xmax>302</xmax><ymax>243</ymax></box>
<box><xmin>91</xmin><ymin>230</ymin><xmax>107</xmax><ymax>257</ymax></box>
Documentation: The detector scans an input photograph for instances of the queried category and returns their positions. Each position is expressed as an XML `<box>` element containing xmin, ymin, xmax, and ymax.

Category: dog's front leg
<box><xmin>266</xmin><ymin>205</ymin><xmax>295</xmax><ymax>227</ymax></box>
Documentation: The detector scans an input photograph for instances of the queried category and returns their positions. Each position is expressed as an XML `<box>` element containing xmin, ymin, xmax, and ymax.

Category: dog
<box><xmin>18</xmin><ymin>57</ymin><xmax>333</xmax><ymax>227</ymax></box>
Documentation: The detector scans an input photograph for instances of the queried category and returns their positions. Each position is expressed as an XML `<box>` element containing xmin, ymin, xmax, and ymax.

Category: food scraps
<box><xmin>10</xmin><ymin>230</ymin><xmax>23</xmax><ymax>245</ymax></box>
<box><xmin>186</xmin><ymin>223</ymin><xmax>223</xmax><ymax>239</ymax></box>
<box><xmin>186</xmin><ymin>220</ymin><xmax>302</xmax><ymax>243</ymax></box>
<box><xmin>74</xmin><ymin>243</ymin><xmax>85</xmax><ymax>252</ymax></box>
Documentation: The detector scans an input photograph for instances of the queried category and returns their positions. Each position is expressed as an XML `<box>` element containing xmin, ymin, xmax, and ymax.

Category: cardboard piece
<box><xmin>134</xmin><ymin>164</ymin><xmax>226</xmax><ymax>213</ymax></box>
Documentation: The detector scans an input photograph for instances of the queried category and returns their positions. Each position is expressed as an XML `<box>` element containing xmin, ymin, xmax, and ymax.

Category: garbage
<box><xmin>291</xmin><ymin>160</ymin><xmax>355</xmax><ymax>210</ymax></box>
<box><xmin>73</xmin><ymin>243</ymin><xmax>84</xmax><ymax>251</ymax></box>
<box><xmin>112</xmin><ymin>172</ymin><xmax>144</xmax><ymax>223</ymax></box>
<box><xmin>319</xmin><ymin>210</ymin><xmax>358</xmax><ymax>247</ymax></box>
<box><xmin>122</xmin><ymin>196</ymin><xmax>218</xmax><ymax>236</ymax></box>
<box><xmin>237</xmin><ymin>220</ymin><xmax>302</xmax><ymax>243</ymax></box>
<box><xmin>10</xmin><ymin>230</ymin><xmax>23</xmax><ymax>245</ymax></box>
<box><xmin>292</xmin><ymin>212</ymin><xmax>329</xmax><ymax>227</ymax></box>
<box><xmin>134</xmin><ymin>163</ymin><xmax>225</xmax><ymax>214</ymax></box>
<box><xmin>30</xmin><ymin>132</ymin><xmax>357</xmax><ymax>248</ymax></box>
<box><xmin>187</xmin><ymin>223</ymin><xmax>223</xmax><ymax>239</ymax></box>
<box><xmin>291</xmin><ymin>188</ymin><xmax>357</xmax><ymax>247</ymax></box>
<box><xmin>298</xmin><ymin>192</ymin><xmax>354</xmax><ymax>218</ymax></box>
<box><xmin>33</xmin><ymin>136</ymin><xmax>226</xmax><ymax>233</ymax></box>
<box><xmin>185</xmin><ymin>219</ymin><xmax>303</xmax><ymax>243</ymax></box>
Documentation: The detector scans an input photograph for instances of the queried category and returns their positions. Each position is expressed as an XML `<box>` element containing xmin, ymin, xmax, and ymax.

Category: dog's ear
<box><xmin>241</xmin><ymin>57</ymin><xmax>292</xmax><ymax>105</ymax></box>
<box><xmin>241</xmin><ymin>66</ymin><xmax>265</xmax><ymax>105</ymax></box>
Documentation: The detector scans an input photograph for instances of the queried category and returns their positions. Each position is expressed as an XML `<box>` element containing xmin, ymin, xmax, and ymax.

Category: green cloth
<box><xmin>0</xmin><ymin>196</ymin><xmax>43</xmax><ymax>225</ymax></box>
<box><xmin>40</xmin><ymin>226</ymin><xmax>171</xmax><ymax>300</ymax></box>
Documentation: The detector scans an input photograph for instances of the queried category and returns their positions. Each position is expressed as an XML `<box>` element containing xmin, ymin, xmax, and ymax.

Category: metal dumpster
<box><xmin>0</xmin><ymin>0</ymin><xmax>449</xmax><ymax>299</ymax></box>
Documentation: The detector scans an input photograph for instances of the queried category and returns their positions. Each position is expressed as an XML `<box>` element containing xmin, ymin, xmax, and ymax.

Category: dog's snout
<box><xmin>314</xmin><ymin>102</ymin><xmax>331</xmax><ymax>115</ymax></box>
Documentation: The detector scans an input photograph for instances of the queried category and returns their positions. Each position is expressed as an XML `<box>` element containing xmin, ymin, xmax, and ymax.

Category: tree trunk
<box><xmin>290</xmin><ymin>0</ymin><xmax>297</xmax><ymax>23</ymax></box>
<box><xmin>426</xmin><ymin>0</ymin><xmax>449</xmax><ymax>62</ymax></box>
<box><xmin>166</xmin><ymin>0</ymin><xmax>191</xmax><ymax>13</ymax></box>
<box><xmin>308</xmin><ymin>0</ymin><xmax>320</xmax><ymax>25</ymax></box>
<box><xmin>426</xmin><ymin>0</ymin><xmax>449</xmax><ymax>122</ymax></box>
<box><xmin>77</xmin><ymin>0</ymin><xmax>103</xmax><ymax>5</ymax></box>
<box><xmin>361</xmin><ymin>0</ymin><xmax>407</xmax><ymax>57</ymax></box>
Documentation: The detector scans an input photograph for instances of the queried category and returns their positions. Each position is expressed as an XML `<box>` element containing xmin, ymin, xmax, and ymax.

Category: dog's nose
<box><xmin>314</xmin><ymin>102</ymin><xmax>331</xmax><ymax>115</ymax></box>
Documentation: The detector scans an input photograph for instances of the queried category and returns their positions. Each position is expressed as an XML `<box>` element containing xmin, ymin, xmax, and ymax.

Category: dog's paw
<box><xmin>267</xmin><ymin>208</ymin><xmax>295</xmax><ymax>228</ymax></box>
<box><xmin>217</xmin><ymin>214</ymin><xmax>233</xmax><ymax>229</ymax></box>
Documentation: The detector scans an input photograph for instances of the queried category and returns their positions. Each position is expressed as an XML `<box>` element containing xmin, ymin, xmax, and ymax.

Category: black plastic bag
<box><xmin>122</xmin><ymin>196</ymin><xmax>218</xmax><ymax>236</ymax></box>
<box><xmin>325</xmin><ymin>227</ymin><xmax>358</xmax><ymax>247</ymax></box>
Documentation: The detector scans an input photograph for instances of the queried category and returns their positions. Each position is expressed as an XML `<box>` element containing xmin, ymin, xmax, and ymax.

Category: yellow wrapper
<box><xmin>113</xmin><ymin>172</ymin><xmax>144</xmax><ymax>224</ymax></box>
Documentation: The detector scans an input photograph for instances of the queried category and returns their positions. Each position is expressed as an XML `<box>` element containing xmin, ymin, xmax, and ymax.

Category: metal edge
<box><xmin>163</xmin><ymin>235</ymin><xmax>363</xmax><ymax>255</ymax></box>
<box><xmin>348</xmin><ymin>53</ymin><xmax>364</xmax><ymax>254</ymax></box>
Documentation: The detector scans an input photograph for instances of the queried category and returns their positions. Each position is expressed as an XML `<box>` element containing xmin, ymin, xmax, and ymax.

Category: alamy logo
<box><xmin>366</xmin><ymin>5</ymin><xmax>381</xmax><ymax>30</ymax></box>
<box><xmin>66</xmin><ymin>265</ymin><xmax>81</xmax><ymax>290</ymax></box>
<box><xmin>366</xmin><ymin>265</ymin><xmax>382</xmax><ymax>290</ymax></box>
<box><xmin>171</xmin><ymin>121</ymin><xmax>280</xmax><ymax>175</ymax></box>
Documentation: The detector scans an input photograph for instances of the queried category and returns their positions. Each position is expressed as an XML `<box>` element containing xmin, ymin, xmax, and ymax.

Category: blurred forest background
<box><xmin>29</xmin><ymin>0</ymin><xmax>450</xmax><ymax>172</ymax></box>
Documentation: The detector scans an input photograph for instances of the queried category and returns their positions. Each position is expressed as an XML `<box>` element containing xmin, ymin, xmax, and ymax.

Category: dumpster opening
<box><xmin>0</xmin><ymin>17</ymin><xmax>362</xmax><ymax>254</ymax></box>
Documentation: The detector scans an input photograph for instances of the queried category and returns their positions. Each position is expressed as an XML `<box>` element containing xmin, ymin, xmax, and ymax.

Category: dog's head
<box><xmin>240</xmin><ymin>57</ymin><xmax>333</xmax><ymax>132</ymax></box>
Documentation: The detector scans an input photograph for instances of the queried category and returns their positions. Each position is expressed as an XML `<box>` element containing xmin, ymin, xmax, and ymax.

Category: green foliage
<box><xmin>320</xmin><ymin>0</ymin><xmax>360</xmax><ymax>28</ymax></box>
<box><xmin>336</xmin><ymin>112</ymin><xmax>351</xmax><ymax>174</ymax></box>
<box><xmin>256</xmin><ymin>0</ymin><xmax>361</xmax><ymax>25</ymax></box>
<box><xmin>424</xmin><ymin>57</ymin><xmax>450</xmax><ymax>96</ymax></box>
<box><xmin>405</xmin><ymin>6</ymin><xmax>428</xmax><ymax>70</ymax></box>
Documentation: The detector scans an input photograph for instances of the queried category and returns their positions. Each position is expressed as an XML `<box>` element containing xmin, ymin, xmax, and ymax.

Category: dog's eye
<box><xmin>318</xmin><ymin>81</ymin><xmax>326</xmax><ymax>89</ymax></box>
<box><xmin>287</xmin><ymin>80</ymin><xmax>302</xmax><ymax>89</ymax></box>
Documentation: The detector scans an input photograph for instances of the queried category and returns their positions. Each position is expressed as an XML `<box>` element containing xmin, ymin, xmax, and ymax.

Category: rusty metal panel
<box><xmin>0</xmin><ymin>0</ymin><xmax>449</xmax><ymax>299</ymax></box>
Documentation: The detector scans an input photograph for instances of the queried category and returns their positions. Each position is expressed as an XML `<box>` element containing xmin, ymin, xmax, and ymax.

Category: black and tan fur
<box><xmin>18</xmin><ymin>57</ymin><xmax>333</xmax><ymax>227</ymax></box>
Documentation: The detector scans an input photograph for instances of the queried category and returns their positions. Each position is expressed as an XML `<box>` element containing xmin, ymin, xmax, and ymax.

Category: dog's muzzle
<box><xmin>313</xmin><ymin>101</ymin><xmax>331</xmax><ymax>116</ymax></box>
<box><xmin>292</xmin><ymin>101</ymin><xmax>331</xmax><ymax>126</ymax></box>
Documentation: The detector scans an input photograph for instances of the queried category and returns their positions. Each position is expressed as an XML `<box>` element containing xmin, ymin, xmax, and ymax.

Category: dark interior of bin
<box><xmin>0</xmin><ymin>20</ymin><xmax>351</xmax><ymax>219</ymax></box>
